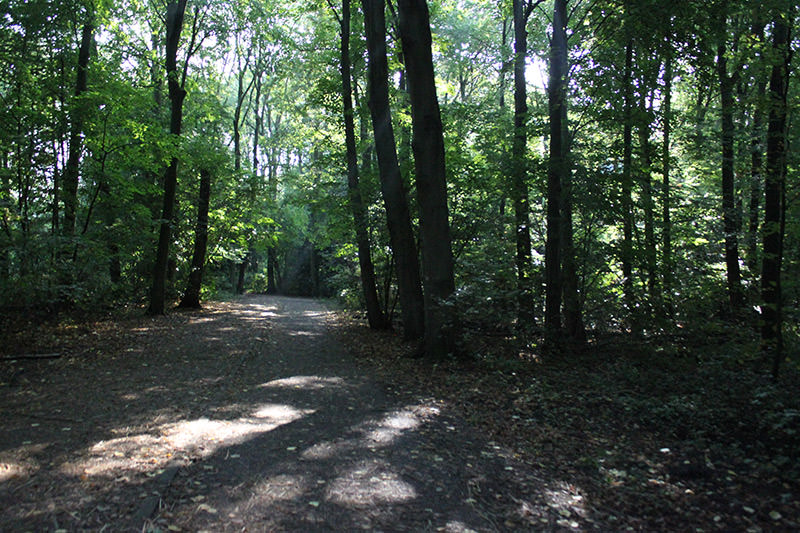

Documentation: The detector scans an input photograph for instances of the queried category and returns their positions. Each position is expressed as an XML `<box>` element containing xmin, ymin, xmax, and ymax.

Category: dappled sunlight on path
<box><xmin>0</xmin><ymin>296</ymin><xmax>583</xmax><ymax>531</ymax></box>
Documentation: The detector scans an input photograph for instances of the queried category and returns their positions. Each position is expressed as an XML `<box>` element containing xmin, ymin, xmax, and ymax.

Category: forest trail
<box><xmin>1</xmin><ymin>296</ymin><xmax>559</xmax><ymax>532</ymax></box>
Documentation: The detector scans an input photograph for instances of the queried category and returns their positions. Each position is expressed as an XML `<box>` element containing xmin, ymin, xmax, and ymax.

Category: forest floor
<box><xmin>0</xmin><ymin>295</ymin><xmax>798</xmax><ymax>532</ymax></box>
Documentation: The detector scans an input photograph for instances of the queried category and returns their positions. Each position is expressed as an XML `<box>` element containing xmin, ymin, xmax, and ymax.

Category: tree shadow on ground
<box><xmin>0</xmin><ymin>296</ymin><xmax>586</xmax><ymax>532</ymax></box>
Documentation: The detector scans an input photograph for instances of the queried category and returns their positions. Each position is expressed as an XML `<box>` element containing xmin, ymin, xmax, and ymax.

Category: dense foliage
<box><xmin>0</xmin><ymin>0</ymin><xmax>796</xmax><ymax>372</ymax></box>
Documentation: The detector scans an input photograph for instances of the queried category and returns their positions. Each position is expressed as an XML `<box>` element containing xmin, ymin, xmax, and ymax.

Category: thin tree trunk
<box><xmin>147</xmin><ymin>0</ymin><xmax>188</xmax><ymax>316</ymax></box>
<box><xmin>1</xmin><ymin>153</ymin><xmax>11</xmax><ymax>280</ymax></box>
<box><xmin>662</xmin><ymin>40</ymin><xmax>673</xmax><ymax>315</ymax></box>
<box><xmin>397</xmin><ymin>0</ymin><xmax>457</xmax><ymax>358</ymax></box>
<box><xmin>179</xmin><ymin>168</ymin><xmax>211</xmax><ymax>308</ymax></box>
<box><xmin>51</xmin><ymin>138</ymin><xmax>61</xmax><ymax>239</ymax></box>
<box><xmin>61</xmin><ymin>15</ymin><xmax>93</xmax><ymax>262</ymax></box>
<box><xmin>621</xmin><ymin>39</ymin><xmax>635</xmax><ymax>327</ymax></box>
<box><xmin>748</xmin><ymin>72</ymin><xmax>766</xmax><ymax>275</ymax></box>
<box><xmin>717</xmin><ymin>40</ymin><xmax>743</xmax><ymax>308</ymax></box>
<box><xmin>638</xmin><ymin>95</ymin><xmax>658</xmax><ymax>305</ymax></box>
<box><xmin>336</xmin><ymin>0</ymin><xmax>387</xmax><ymax>329</ymax></box>
<box><xmin>232</xmin><ymin>40</ymin><xmax>252</xmax><ymax>175</ymax></box>
<box><xmin>544</xmin><ymin>0</ymin><xmax>567</xmax><ymax>344</ymax></box>
<box><xmin>560</xmin><ymin>103</ymin><xmax>585</xmax><ymax>344</ymax></box>
<box><xmin>267</xmin><ymin>144</ymin><xmax>278</xmax><ymax>294</ymax></box>
<box><xmin>252</xmin><ymin>72</ymin><xmax>262</xmax><ymax>177</ymax></box>
<box><xmin>761</xmin><ymin>13</ymin><xmax>791</xmax><ymax>379</ymax></box>
<box><xmin>498</xmin><ymin>17</ymin><xmax>511</xmax><ymax>107</ymax></box>
<box><xmin>362</xmin><ymin>0</ymin><xmax>425</xmax><ymax>340</ymax></box>
<box><xmin>512</xmin><ymin>0</ymin><xmax>534</xmax><ymax>327</ymax></box>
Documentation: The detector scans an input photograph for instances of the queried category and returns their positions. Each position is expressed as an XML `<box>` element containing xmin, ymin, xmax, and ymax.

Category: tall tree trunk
<box><xmin>638</xmin><ymin>95</ymin><xmax>658</xmax><ymax>306</ymax></box>
<box><xmin>1</xmin><ymin>153</ymin><xmax>11</xmax><ymax>281</ymax></box>
<box><xmin>512</xmin><ymin>0</ymin><xmax>534</xmax><ymax>328</ymax></box>
<box><xmin>267</xmin><ymin>144</ymin><xmax>279</xmax><ymax>294</ymax></box>
<box><xmin>61</xmin><ymin>14</ymin><xmax>93</xmax><ymax>265</ymax></box>
<box><xmin>747</xmin><ymin>70</ymin><xmax>766</xmax><ymax>275</ymax></box>
<box><xmin>362</xmin><ymin>0</ymin><xmax>425</xmax><ymax>340</ymax></box>
<box><xmin>621</xmin><ymin>39</ymin><xmax>635</xmax><ymax>328</ymax></box>
<box><xmin>498</xmin><ymin>17</ymin><xmax>511</xmax><ymax>108</ymax></box>
<box><xmin>717</xmin><ymin>40</ymin><xmax>743</xmax><ymax>308</ymax></box>
<box><xmin>662</xmin><ymin>40</ymin><xmax>673</xmax><ymax>315</ymax></box>
<box><xmin>560</xmin><ymin>105</ymin><xmax>584</xmax><ymax>343</ymax></box>
<box><xmin>252</xmin><ymin>74</ymin><xmax>262</xmax><ymax>176</ymax></box>
<box><xmin>761</xmin><ymin>13</ymin><xmax>791</xmax><ymax>379</ymax></box>
<box><xmin>147</xmin><ymin>0</ymin><xmax>188</xmax><ymax>316</ymax></box>
<box><xmin>747</xmin><ymin>82</ymin><xmax>766</xmax><ymax>275</ymax></box>
<box><xmin>544</xmin><ymin>0</ymin><xmax>567</xmax><ymax>345</ymax></box>
<box><xmin>336</xmin><ymin>0</ymin><xmax>387</xmax><ymax>329</ymax></box>
<box><xmin>179</xmin><ymin>168</ymin><xmax>211</xmax><ymax>308</ymax></box>
<box><xmin>397</xmin><ymin>0</ymin><xmax>457</xmax><ymax>358</ymax></box>
<box><xmin>232</xmin><ymin>40</ymin><xmax>252</xmax><ymax>175</ymax></box>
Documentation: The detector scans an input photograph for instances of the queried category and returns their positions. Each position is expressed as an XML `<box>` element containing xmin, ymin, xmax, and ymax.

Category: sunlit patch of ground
<box><xmin>326</xmin><ymin>459</ymin><xmax>417</xmax><ymax>505</ymax></box>
<box><xmin>71</xmin><ymin>403</ymin><xmax>314</xmax><ymax>482</ymax></box>
<box><xmin>301</xmin><ymin>403</ymin><xmax>439</xmax><ymax>461</ymax></box>
<box><xmin>251</xmin><ymin>473</ymin><xmax>310</xmax><ymax>503</ymax></box>
<box><xmin>259</xmin><ymin>375</ymin><xmax>347</xmax><ymax>390</ymax></box>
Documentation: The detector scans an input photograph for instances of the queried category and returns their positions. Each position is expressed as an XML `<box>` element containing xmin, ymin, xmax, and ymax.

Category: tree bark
<box><xmin>661</xmin><ymin>41</ymin><xmax>673</xmax><ymax>315</ymax></box>
<box><xmin>179</xmin><ymin>168</ymin><xmax>211</xmax><ymax>308</ymax></box>
<box><xmin>621</xmin><ymin>39</ymin><xmax>635</xmax><ymax>326</ymax></box>
<box><xmin>560</xmin><ymin>103</ymin><xmax>585</xmax><ymax>344</ymax></box>
<box><xmin>147</xmin><ymin>0</ymin><xmax>188</xmax><ymax>316</ymax></box>
<box><xmin>638</xmin><ymin>94</ymin><xmax>658</xmax><ymax>306</ymax></box>
<box><xmin>544</xmin><ymin>0</ymin><xmax>567</xmax><ymax>345</ymax></box>
<box><xmin>511</xmin><ymin>0</ymin><xmax>535</xmax><ymax>328</ymax></box>
<box><xmin>337</xmin><ymin>0</ymin><xmax>387</xmax><ymax>329</ymax></box>
<box><xmin>746</xmin><ymin>20</ymin><xmax>766</xmax><ymax>277</ymax></box>
<box><xmin>397</xmin><ymin>0</ymin><xmax>457</xmax><ymax>357</ymax></box>
<box><xmin>498</xmin><ymin>17</ymin><xmax>511</xmax><ymax>108</ymax></box>
<box><xmin>362</xmin><ymin>0</ymin><xmax>425</xmax><ymax>340</ymax></box>
<box><xmin>761</xmin><ymin>13</ymin><xmax>791</xmax><ymax>379</ymax></box>
<box><xmin>716</xmin><ymin>39</ymin><xmax>743</xmax><ymax>308</ymax></box>
<box><xmin>747</xmin><ymin>77</ymin><xmax>766</xmax><ymax>275</ymax></box>
<box><xmin>61</xmin><ymin>14</ymin><xmax>93</xmax><ymax>263</ymax></box>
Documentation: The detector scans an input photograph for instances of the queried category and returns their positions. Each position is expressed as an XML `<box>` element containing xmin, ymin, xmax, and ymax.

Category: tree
<box><xmin>620</xmin><ymin>38</ymin><xmax>635</xmax><ymax>326</ymax></box>
<box><xmin>361</xmin><ymin>0</ymin><xmax>425</xmax><ymax>339</ymax></box>
<box><xmin>511</xmin><ymin>0</ymin><xmax>538</xmax><ymax>328</ymax></box>
<box><xmin>397</xmin><ymin>0</ymin><xmax>458</xmax><ymax>357</ymax></box>
<box><xmin>544</xmin><ymin>0</ymin><xmax>567</xmax><ymax>344</ymax></box>
<box><xmin>716</xmin><ymin>20</ymin><xmax>744</xmax><ymax>308</ymax></box>
<box><xmin>330</xmin><ymin>0</ymin><xmax>388</xmax><ymax>329</ymax></box>
<box><xmin>178</xmin><ymin>168</ymin><xmax>211</xmax><ymax>308</ymax></box>
<box><xmin>761</xmin><ymin>8</ymin><xmax>792</xmax><ymax>379</ymax></box>
<box><xmin>147</xmin><ymin>0</ymin><xmax>189</xmax><ymax>316</ymax></box>
<box><xmin>661</xmin><ymin>31</ymin><xmax>674</xmax><ymax>315</ymax></box>
<box><xmin>60</xmin><ymin>8</ymin><xmax>93</xmax><ymax>281</ymax></box>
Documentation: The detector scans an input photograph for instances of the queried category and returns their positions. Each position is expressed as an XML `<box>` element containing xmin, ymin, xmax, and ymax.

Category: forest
<box><xmin>0</xmin><ymin>0</ymin><xmax>799</xmax><ymax>530</ymax></box>
<box><xmin>2</xmin><ymin>0</ymin><xmax>797</xmax><ymax>367</ymax></box>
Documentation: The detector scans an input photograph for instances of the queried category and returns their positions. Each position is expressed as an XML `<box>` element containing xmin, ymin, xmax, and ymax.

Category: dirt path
<box><xmin>1</xmin><ymin>296</ymin><xmax>563</xmax><ymax>532</ymax></box>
